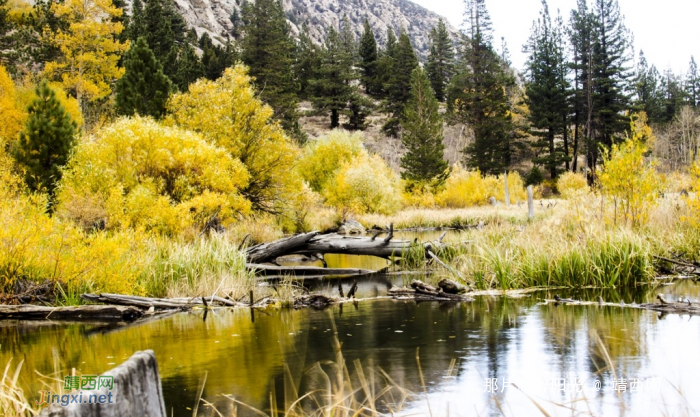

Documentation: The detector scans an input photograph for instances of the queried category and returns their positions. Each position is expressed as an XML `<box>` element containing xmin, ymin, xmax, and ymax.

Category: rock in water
<box><xmin>338</xmin><ymin>220</ymin><xmax>366</xmax><ymax>235</ymax></box>
<box><xmin>438</xmin><ymin>279</ymin><xmax>467</xmax><ymax>294</ymax></box>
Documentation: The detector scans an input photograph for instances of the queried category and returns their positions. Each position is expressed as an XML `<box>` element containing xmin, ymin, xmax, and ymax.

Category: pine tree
<box><xmin>568</xmin><ymin>0</ymin><xmax>593</xmax><ymax>173</ymax></box>
<box><xmin>115</xmin><ymin>37</ymin><xmax>172</xmax><ymax>118</ymax></box>
<box><xmin>383</xmin><ymin>31</ymin><xmax>418</xmax><ymax>137</ymax></box>
<box><xmin>686</xmin><ymin>57</ymin><xmax>700</xmax><ymax>108</ymax></box>
<box><xmin>11</xmin><ymin>81</ymin><xmax>77</xmax><ymax>202</ymax></box>
<box><xmin>588</xmin><ymin>0</ymin><xmax>632</xmax><ymax>170</ymax></box>
<box><xmin>400</xmin><ymin>67</ymin><xmax>447</xmax><ymax>182</ymax></box>
<box><xmin>425</xmin><ymin>19</ymin><xmax>455</xmax><ymax>102</ymax></box>
<box><xmin>374</xmin><ymin>28</ymin><xmax>397</xmax><ymax>98</ymax></box>
<box><xmin>141</xmin><ymin>0</ymin><xmax>184</xmax><ymax>81</ymax></box>
<box><xmin>450</xmin><ymin>0</ymin><xmax>515</xmax><ymax>175</ymax></box>
<box><xmin>659</xmin><ymin>69</ymin><xmax>686</xmax><ymax>123</ymax></box>
<box><xmin>633</xmin><ymin>50</ymin><xmax>664</xmax><ymax>124</ymax></box>
<box><xmin>173</xmin><ymin>43</ymin><xmax>205</xmax><ymax>91</ymax></box>
<box><xmin>524</xmin><ymin>0</ymin><xmax>571</xmax><ymax>179</ymax></box>
<box><xmin>124</xmin><ymin>0</ymin><xmax>146</xmax><ymax>42</ymax></box>
<box><xmin>310</xmin><ymin>27</ymin><xmax>355</xmax><ymax>128</ymax></box>
<box><xmin>241</xmin><ymin>0</ymin><xmax>300</xmax><ymax>139</ymax></box>
<box><xmin>295</xmin><ymin>24</ymin><xmax>320</xmax><ymax>99</ymax></box>
<box><xmin>359</xmin><ymin>19</ymin><xmax>378</xmax><ymax>95</ymax></box>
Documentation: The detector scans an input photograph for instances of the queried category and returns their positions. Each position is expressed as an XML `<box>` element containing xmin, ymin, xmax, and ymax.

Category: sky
<box><xmin>410</xmin><ymin>0</ymin><xmax>700</xmax><ymax>75</ymax></box>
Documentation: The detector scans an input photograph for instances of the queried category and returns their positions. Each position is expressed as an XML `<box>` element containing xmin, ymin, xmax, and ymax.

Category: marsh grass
<box><xmin>0</xmin><ymin>360</ymin><xmax>33</xmax><ymax>417</ymax></box>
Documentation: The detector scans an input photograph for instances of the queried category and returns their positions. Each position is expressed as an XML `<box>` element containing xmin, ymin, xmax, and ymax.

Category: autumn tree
<box><xmin>43</xmin><ymin>0</ymin><xmax>129</xmax><ymax>109</ymax></box>
<box><xmin>426</xmin><ymin>19</ymin><xmax>454</xmax><ymax>102</ymax></box>
<box><xmin>524</xmin><ymin>0</ymin><xmax>571</xmax><ymax>179</ymax></box>
<box><xmin>0</xmin><ymin>65</ymin><xmax>24</xmax><ymax>142</ymax></box>
<box><xmin>167</xmin><ymin>65</ymin><xmax>302</xmax><ymax>214</ymax></box>
<box><xmin>115</xmin><ymin>37</ymin><xmax>172</xmax><ymax>118</ymax></box>
<box><xmin>400</xmin><ymin>67</ymin><xmax>447</xmax><ymax>183</ymax></box>
<box><xmin>11</xmin><ymin>81</ymin><xmax>77</xmax><ymax>201</ymax></box>
<box><xmin>0</xmin><ymin>0</ymin><xmax>13</xmax><ymax>66</ymax></box>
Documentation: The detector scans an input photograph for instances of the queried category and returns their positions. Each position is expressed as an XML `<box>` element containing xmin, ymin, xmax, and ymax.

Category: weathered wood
<box><xmin>504</xmin><ymin>171</ymin><xmax>510</xmax><ymax>206</ymax></box>
<box><xmin>39</xmin><ymin>350</ymin><xmax>166</xmax><ymax>417</ymax></box>
<box><xmin>389</xmin><ymin>282</ymin><xmax>474</xmax><ymax>302</ymax></box>
<box><xmin>545</xmin><ymin>296</ymin><xmax>700</xmax><ymax>316</ymax></box>
<box><xmin>82</xmin><ymin>294</ymin><xmax>193</xmax><ymax>309</ymax></box>
<box><xmin>527</xmin><ymin>185</ymin><xmax>534</xmax><ymax>219</ymax></box>
<box><xmin>246</xmin><ymin>231</ymin><xmax>320</xmax><ymax>264</ymax></box>
<box><xmin>0</xmin><ymin>305</ymin><xmax>143</xmax><ymax>322</ymax></box>
<box><xmin>290</xmin><ymin>233</ymin><xmax>414</xmax><ymax>259</ymax></box>
<box><xmin>438</xmin><ymin>279</ymin><xmax>467</xmax><ymax>294</ymax></box>
<box><xmin>247</xmin><ymin>263</ymin><xmax>375</xmax><ymax>276</ymax></box>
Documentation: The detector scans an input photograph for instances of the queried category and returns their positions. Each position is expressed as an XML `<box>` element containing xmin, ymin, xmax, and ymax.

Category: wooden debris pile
<box><xmin>389</xmin><ymin>279</ymin><xmax>474</xmax><ymax>302</ymax></box>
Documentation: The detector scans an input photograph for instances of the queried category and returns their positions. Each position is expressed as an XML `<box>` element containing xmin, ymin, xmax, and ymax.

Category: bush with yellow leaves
<box><xmin>0</xmin><ymin>65</ymin><xmax>25</xmax><ymax>142</ymax></box>
<box><xmin>167</xmin><ymin>65</ymin><xmax>301</xmax><ymax>215</ymax></box>
<box><xmin>557</xmin><ymin>171</ymin><xmax>589</xmax><ymax>199</ymax></box>
<box><xmin>436</xmin><ymin>164</ymin><xmax>526</xmax><ymax>207</ymax></box>
<box><xmin>599</xmin><ymin>112</ymin><xmax>661</xmax><ymax>227</ymax></box>
<box><xmin>324</xmin><ymin>154</ymin><xmax>402</xmax><ymax>216</ymax></box>
<box><xmin>296</xmin><ymin>130</ymin><xmax>366</xmax><ymax>193</ymax></box>
<box><xmin>57</xmin><ymin>116</ymin><xmax>251</xmax><ymax>235</ymax></box>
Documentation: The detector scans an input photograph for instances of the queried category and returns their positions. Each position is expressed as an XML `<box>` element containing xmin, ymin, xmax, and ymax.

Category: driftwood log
<box><xmin>0</xmin><ymin>305</ymin><xmax>143</xmax><ymax>322</ymax></box>
<box><xmin>247</xmin><ymin>264</ymin><xmax>375</xmax><ymax>276</ymax></box>
<box><xmin>388</xmin><ymin>280</ymin><xmax>473</xmax><ymax>302</ymax></box>
<box><xmin>546</xmin><ymin>295</ymin><xmax>700</xmax><ymax>316</ymax></box>
<box><xmin>81</xmin><ymin>294</ymin><xmax>241</xmax><ymax>309</ymax></box>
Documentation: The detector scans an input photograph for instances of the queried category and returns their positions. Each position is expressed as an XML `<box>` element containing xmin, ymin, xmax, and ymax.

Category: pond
<box><xmin>3</xmin><ymin>276</ymin><xmax>699</xmax><ymax>416</ymax></box>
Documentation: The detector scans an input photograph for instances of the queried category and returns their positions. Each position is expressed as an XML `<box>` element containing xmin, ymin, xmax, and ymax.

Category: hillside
<box><xmin>168</xmin><ymin>0</ymin><xmax>458</xmax><ymax>59</ymax></box>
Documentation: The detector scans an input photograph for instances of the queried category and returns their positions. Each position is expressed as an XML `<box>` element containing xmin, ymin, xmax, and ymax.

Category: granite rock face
<box><xmin>134</xmin><ymin>0</ymin><xmax>458</xmax><ymax>59</ymax></box>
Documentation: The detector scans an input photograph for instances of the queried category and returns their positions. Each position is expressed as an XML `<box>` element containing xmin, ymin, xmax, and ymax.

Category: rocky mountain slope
<box><xmin>168</xmin><ymin>0</ymin><xmax>458</xmax><ymax>59</ymax></box>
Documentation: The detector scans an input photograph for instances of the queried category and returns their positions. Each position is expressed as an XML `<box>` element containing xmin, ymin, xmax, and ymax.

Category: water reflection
<box><xmin>1</xmin><ymin>279</ymin><xmax>699</xmax><ymax>416</ymax></box>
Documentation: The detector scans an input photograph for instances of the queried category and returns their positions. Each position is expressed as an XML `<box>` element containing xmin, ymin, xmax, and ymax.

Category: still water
<box><xmin>2</xmin><ymin>277</ymin><xmax>700</xmax><ymax>416</ymax></box>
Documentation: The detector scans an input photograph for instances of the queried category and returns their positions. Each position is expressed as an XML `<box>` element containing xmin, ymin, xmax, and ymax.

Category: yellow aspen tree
<box><xmin>0</xmin><ymin>64</ymin><xmax>25</xmax><ymax>143</ymax></box>
<box><xmin>43</xmin><ymin>0</ymin><xmax>128</xmax><ymax>106</ymax></box>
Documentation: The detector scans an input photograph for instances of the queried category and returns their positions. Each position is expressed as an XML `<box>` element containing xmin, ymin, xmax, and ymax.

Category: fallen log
<box><xmin>82</xmin><ymin>293</ymin><xmax>242</xmax><ymax>309</ymax></box>
<box><xmin>247</xmin><ymin>263</ymin><xmax>375</xmax><ymax>276</ymax></box>
<box><xmin>387</xmin><ymin>281</ymin><xmax>473</xmax><ymax>302</ymax></box>
<box><xmin>438</xmin><ymin>279</ymin><xmax>468</xmax><ymax>294</ymax></box>
<box><xmin>0</xmin><ymin>305</ymin><xmax>143</xmax><ymax>322</ymax></box>
<box><xmin>246</xmin><ymin>231</ymin><xmax>320</xmax><ymax>264</ymax></box>
<box><xmin>545</xmin><ymin>296</ymin><xmax>700</xmax><ymax>316</ymax></box>
<box><xmin>287</xmin><ymin>233</ymin><xmax>415</xmax><ymax>259</ymax></box>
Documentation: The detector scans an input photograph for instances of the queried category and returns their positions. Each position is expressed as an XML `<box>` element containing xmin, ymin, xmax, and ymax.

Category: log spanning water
<box><xmin>0</xmin><ymin>305</ymin><xmax>144</xmax><ymax>322</ymax></box>
<box><xmin>545</xmin><ymin>294</ymin><xmax>700</xmax><ymax>316</ymax></box>
<box><xmin>245</xmin><ymin>228</ymin><xmax>421</xmax><ymax>265</ymax></box>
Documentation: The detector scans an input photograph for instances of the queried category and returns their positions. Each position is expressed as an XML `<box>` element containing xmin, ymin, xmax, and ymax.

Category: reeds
<box><xmin>0</xmin><ymin>360</ymin><xmax>34</xmax><ymax>417</ymax></box>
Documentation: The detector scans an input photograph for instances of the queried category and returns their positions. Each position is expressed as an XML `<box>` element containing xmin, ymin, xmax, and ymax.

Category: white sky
<box><xmin>410</xmin><ymin>0</ymin><xmax>700</xmax><ymax>75</ymax></box>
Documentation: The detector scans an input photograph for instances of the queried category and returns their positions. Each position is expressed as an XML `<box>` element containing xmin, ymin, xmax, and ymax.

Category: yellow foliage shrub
<box><xmin>683</xmin><ymin>161</ymin><xmax>700</xmax><ymax>228</ymax></box>
<box><xmin>296</xmin><ymin>130</ymin><xmax>367</xmax><ymax>192</ymax></box>
<box><xmin>57</xmin><ymin>116</ymin><xmax>251</xmax><ymax>235</ymax></box>
<box><xmin>599</xmin><ymin>112</ymin><xmax>661</xmax><ymax>226</ymax></box>
<box><xmin>167</xmin><ymin>65</ymin><xmax>302</xmax><ymax>214</ymax></box>
<box><xmin>0</xmin><ymin>176</ymin><xmax>149</xmax><ymax>294</ymax></box>
<box><xmin>557</xmin><ymin>172</ymin><xmax>589</xmax><ymax>199</ymax></box>
<box><xmin>494</xmin><ymin>171</ymin><xmax>527</xmax><ymax>203</ymax></box>
<box><xmin>0</xmin><ymin>65</ymin><xmax>25</xmax><ymax>142</ymax></box>
<box><xmin>402</xmin><ymin>187</ymin><xmax>437</xmax><ymax>209</ymax></box>
<box><xmin>324</xmin><ymin>154</ymin><xmax>402</xmax><ymax>215</ymax></box>
<box><xmin>436</xmin><ymin>164</ymin><xmax>489</xmax><ymax>207</ymax></box>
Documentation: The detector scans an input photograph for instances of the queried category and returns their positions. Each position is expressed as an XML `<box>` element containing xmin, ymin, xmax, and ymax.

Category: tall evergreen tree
<box><xmin>173</xmin><ymin>43</ymin><xmax>205</xmax><ymax>91</ymax></box>
<box><xmin>115</xmin><ymin>37</ymin><xmax>172</xmax><ymax>118</ymax></box>
<box><xmin>374</xmin><ymin>28</ymin><xmax>397</xmax><ymax>97</ymax></box>
<box><xmin>400</xmin><ymin>68</ymin><xmax>448</xmax><ymax>182</ymax></box>
<box><xmin>425</xmin><ymin>19</ymin><xmax>455</xmax><ymax>102</ymax></box>
<box><xmin>568</xmin><ymin>0</ymin><xmax>593</xmax><ymax>173</ymax></box>
<box><xmin>524</xmin><ymin>1</ymin><xmax>572</xmax><ymax>179</ymax></box>
<box><xmin>633</xmin><ymin>50</ymin><xmax>664</xmax><ymax>124</ymax></box>
<box><xmin>588</xmin><ymin>0</ymin><xmax>632</xmax><ymax>171</ymax></box>
<box><xmin>241</xmin><ymin>0</ymin><xmax>300</xmax><ymax>139</ymax></box>
<box><xmin>11</xmin><ymin>81</ymin><xmax>77</xmax><ymax>203</ymax></box>
<box><xmin>449</xmin><ymin>0</ymin><xmax>515</xmax><ymax>175</ymax></box>
<box><xmin>686</xmin><ymin>56</ymin><xmax>700</xmax><ymax>108</ymax></box>
<box><xmin>141</xmin><ymin>0</ymin><xmax>186</xmax><ymax>81</ymax></box>
<box><xmin>358</xmin><ymin>19</ymin><xmax>378</xmax><ymax>95</ymax></box>
<box><xmin>383</xmin><ymin>31</ymin><xmax>418</xmax><ymax>137</ymax></box>
<box><xmin>659</xmin><ymin>69</ymin><xmax>686</xmax><ymax>123</ymax></box>
<box><xmin>310</xmin><ymin>27</ymin><xmax>355</xmax><ymax>128</ymax></box>
<box><xmin>295</xmin><ymin>24</ymin><xmax>320</xmax><ymax>99</ymax></box>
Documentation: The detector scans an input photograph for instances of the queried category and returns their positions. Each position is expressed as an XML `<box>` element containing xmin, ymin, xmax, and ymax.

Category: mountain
<box><xmin>168</xmin><ymin>0</ymin><xmax>458</xmax><ymax>59</ymax></box>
